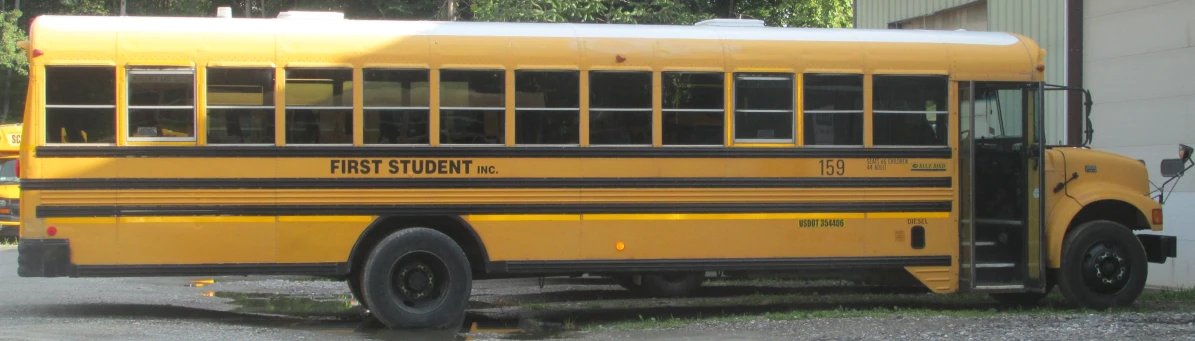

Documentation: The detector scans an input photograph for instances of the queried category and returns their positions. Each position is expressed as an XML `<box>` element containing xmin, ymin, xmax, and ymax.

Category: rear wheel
<box><xmin>361</xmin><ymin>228</ymin><xmax>472</xmax><ymax>329</ymax></box>
<box><xmin>1056</xmin><ymin>220</ymin><xmax>1147</xmax><ymax>310</ymax></box>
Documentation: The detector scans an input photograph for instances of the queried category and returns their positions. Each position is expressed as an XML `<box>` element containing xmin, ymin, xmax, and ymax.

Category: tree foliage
<box><xmin>0</xmin><ymin>10</ymin><xmax>27</xmax><ymax>76</ymax></box>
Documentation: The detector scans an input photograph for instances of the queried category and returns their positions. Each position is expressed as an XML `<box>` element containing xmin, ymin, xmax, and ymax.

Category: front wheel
<box><xmin>361</xmin><ymin>228</ymin><xmax>472</xmax><ymax>329</ymax></box>
<box><xmin>1056</xmin><ymin>220</ymin><xmax>1148</xmax><ymax>310</ymax></box>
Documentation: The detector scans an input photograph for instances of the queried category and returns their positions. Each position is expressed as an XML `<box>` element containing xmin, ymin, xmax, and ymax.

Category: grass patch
<box><xmin>0</xmin><ymin>237</ymin><xmax>16</xmax><ymax>246</ymax></box>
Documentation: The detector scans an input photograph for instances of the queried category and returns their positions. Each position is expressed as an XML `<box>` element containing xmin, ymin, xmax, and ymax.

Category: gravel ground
<box><xmin>567</xmin><ymin>313</ymin><xmax>1195</xmax><ymax>341</ymax></box>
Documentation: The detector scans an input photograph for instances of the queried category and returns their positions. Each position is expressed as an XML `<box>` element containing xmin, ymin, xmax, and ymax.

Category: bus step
<box><xmin>961</xmin><ymin>241</ymin><xmax>997</xmax><ymax>247</ymax></box>
<box><xmin>974</xmin><ymin>262</ymin><xmax>1016</xmax><ymax>268</ymax></box>
<box><xmin>973</xmin><ymin>284</ymin><xmax>1026</xmax><ymax>291</ymax></box>
<box><xmin>974</xmin><ymin>219</ymin><xmax>1024</xmax><ymax>227</ymax></box>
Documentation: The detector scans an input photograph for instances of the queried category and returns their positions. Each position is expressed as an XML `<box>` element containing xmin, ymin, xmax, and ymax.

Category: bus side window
<box><xmin>284</xmin><ymin>68</ymin><xmax>354</xmax><ymax>145</ymax></box>
<box><xmin>803</xmin><ymin>74</ymin><xmax>863</xmax><ymax>146</ymax></box>
<box><xmin>872</xmin><ymin>75</ymin><xmax>949</xmax><ymax>146</ymax></box>
<box><xmin>207</xmin><ymin>67</ymin><xmax>276</xmax><ymax>145</ymax></box>
<box><xmin>734</xmin><ymin>73</ymin><xmax>794</xmax><ymax>143</ymax></box>
<box><xmin>662</xmin><ymin>72</ymin><xmax>724</xmax><ymax>146</ymax></box>
<box><xmin>515</xmin><ymin>70</ymin><xmax>580</xmax><ymax>145</ymax></box>
<box><xmin>440</xmin><ymin>69</ymin><xmax>505</xmax><ymax>145</ymax></box>
<box><xmin>363</xmin><ymin>69</ymin><xmax>430</xmax><ymax>145</ymax></box>
<box><xmin>45</xmin><ymin>66</ymin><xmax>117</xmax><ymax>144</ymax></box>
<box><xmin>589</xmin><ymin>71</ymin><xmax>652</xmax><ymax>146</ymax></box>
<box><xmin>127</xmin><ymin>67</ymin><xmax>197</xmax><ymax>142</ymax></box>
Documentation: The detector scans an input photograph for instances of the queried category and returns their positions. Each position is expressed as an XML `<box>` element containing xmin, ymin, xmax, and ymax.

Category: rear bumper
<box><xmin>16</xmin><ymin>239</ymin><xmax>73</xmax><ymax>277</ymax></box>
<box><xmin>1138</xmin><ymin>234</ymin><xmax>1178</xmax><ymax>264</ymax></box>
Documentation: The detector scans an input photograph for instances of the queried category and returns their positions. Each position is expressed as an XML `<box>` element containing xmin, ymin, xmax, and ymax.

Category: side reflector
<box><xmin>1153</xmin><ymin>209</ymin><xmax>1164</xmax><ymax>225</ymax></box>
<box><xmin>615</xmin><ymin>241</ymin><xmax>625</xmax><ymax>251</ymax></box>
<box><xmin>47</xmin><ymin>226</ymin><xmax>58</xmax><ymax>236</ymax></box>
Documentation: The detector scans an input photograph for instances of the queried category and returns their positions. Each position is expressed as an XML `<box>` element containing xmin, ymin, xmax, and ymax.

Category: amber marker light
<box><xmin>615</xmin><ymin>241</ymin><xmax>625</xmax><ymax>251</ymax></box>
<box><xmin>1153</xmin><ymin>209</ymin><xmax>1164</xmax><ymax>225</ymax></box>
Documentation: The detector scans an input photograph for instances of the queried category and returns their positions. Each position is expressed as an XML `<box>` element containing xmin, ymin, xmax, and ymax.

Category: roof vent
<box><xmin>277</xmin><ymin>11</ymin><xmax>344</xmax><ymax>20</ymax></box>
<box><xmin>695</xmin><ymin>18</ymin><xmax>765</xmax><ymax>27</ymax></box>
<box><xmin>216</xmin><ymin>6</ymin><xmax>232</xmax><ymax>18</ymax></box>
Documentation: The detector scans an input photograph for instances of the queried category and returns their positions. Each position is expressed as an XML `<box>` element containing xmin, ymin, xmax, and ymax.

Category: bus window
<box><xmin>734</xmin><ymin>73</ymin><xmax>794</xmax><ymax>143</ymax></box>
<box><xmin>0</xmin><ymin>159</ymin><xmax>15</xmax><ymax>183</ymax></box>
<box><xmin>872</xmin><ymin>75</ymin><xmax>949</xmax><ymax>146</ymax></box>
<box><xmin>662</xmin><ymin>72</ymin><xmax>724</xmax><ymax>146</ymax></box>
<box><xmin>45</xmin><ymin>66</ymin><xmax>116</xmax><ymax>144</ymax></box>
<box><xmin>515</xmin><ymin>70</ymin><xmax>579</xmax><ymax>145</ymax></box>
<box><xmin>363</xmin><ymin>69</ymin><xmax>430</xmax><ymax>145</ymax></box>
<box><xmin>284</xmin><ymin>68</ymin><xmax>353</xmax><ymax>145</ymax></box>
<box><xmin>207</xmin><ymin>68</ymin><xmax>276</xmax><ymax>145</ymax></box>
<box><xmin>589</xmin><ymin>71</ymin><xmax>651</xmax><ymax>146</ymax></box>
<box><xmin>440</xmin><ymin>70</ymin><xmax>505</xmax><ymax>145</ymax></box>
<box><xmin>803</xmin><ymin>74</ymin><xmax>863</xmax><ymax>146</ymax></box>
<box><xmin>127</xmin><ymin>67</ymin><xmax>196</xmax><ymax>141</ymax></box>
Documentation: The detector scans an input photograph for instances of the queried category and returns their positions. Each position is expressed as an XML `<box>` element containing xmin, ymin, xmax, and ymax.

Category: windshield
<box><xmin>0</xmin><ymin>159</ymin><xmax>17</xmax><ymax>183</ymax></box>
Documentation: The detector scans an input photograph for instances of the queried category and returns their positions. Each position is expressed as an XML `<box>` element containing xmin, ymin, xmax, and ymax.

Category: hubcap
<box><xmin>1082</xmin><ymin>242</ymin><xmax>1130</xmax><ymax>294</ymax></box>
<box><xmin>389</xmin><ymin>252</ymin><xmax>450</xmax><ymax>313</ymax></box>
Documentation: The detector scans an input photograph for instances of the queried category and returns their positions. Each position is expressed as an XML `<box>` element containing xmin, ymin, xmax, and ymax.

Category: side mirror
<box><xmin>1161</xmin><ymin>159</ymin><xmax>1185</xmax><ymax>178</ymax></box>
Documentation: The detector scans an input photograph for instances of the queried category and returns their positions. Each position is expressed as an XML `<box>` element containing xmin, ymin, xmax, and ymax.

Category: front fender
<box><xmin>1045</xmin><ymin>187</ymin><xmax>1160</xmax><ymax>269</ymax></box>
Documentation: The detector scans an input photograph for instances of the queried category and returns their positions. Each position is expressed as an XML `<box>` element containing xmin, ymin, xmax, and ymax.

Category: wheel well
<box><xmin>1068</xmin><ymin>200</ymin><xmax>1149</xmax><ymax>234</ymax></box>
<box><xmin>347</xmin><ymin>216</ymin><xmax>489</xmax><ymax>278</ymax></box>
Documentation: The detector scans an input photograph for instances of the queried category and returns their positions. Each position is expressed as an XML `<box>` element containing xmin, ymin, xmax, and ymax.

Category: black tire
<box><xmin>1056</xmin><ymin>220</ymin><xmax>1148</xmax><ymax>310</ymax></box>
<box><xmin>642</xmin><ymin>272</ymin><xmax>704</xmax><ymax>298</ymax></box>
<box><xmin>361</xmin><ymin>228</ymin><xmax>472</xmax><ymax>329</ymax></box>
<box><xmin>347</xmin><ymin>273</ymin><xmax>368</xmax><ymax>309</ymax></box>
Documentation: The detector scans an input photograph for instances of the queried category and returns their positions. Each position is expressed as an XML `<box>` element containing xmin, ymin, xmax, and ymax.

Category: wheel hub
<box><xmin>1083</xmin><ymin>243</ymin><xmax>1130</xmax><ymax>294</ymax></box>
<box><xmin>398</xmin><ymin>263</ymin><xmax>435</xmax><ymax>297</ymax></box>
<box><xmin>388</xmin><ymin>251</ymin><xmax>450</xmax><ymax>313</ymax></box>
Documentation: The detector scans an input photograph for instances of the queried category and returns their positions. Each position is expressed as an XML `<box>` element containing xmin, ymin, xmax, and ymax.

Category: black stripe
<box><xmin>21</xmin><ymin>177</ymin><xmax>951</xmax><ymax>190</ymax></box>
<box><xmin>35</xmin><ymin>146</ymin><xmax>952</xmax><ymax>159</ymax></box>
<box><xmin>494</xmin><ymin>256</ymin><xmax>952</xmax><ymax>273</ymax></box>
<box><xmin>73</xmin><ymin>263</ymin><xmax>345</xmax><ymax>277</ymax></box>
<box><xmin>36</xmin><ymin>202</ymin><xmax>951</xmax><ymax>218</ymax></box>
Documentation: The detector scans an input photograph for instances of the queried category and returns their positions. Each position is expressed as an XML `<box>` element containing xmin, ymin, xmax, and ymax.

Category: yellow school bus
<box><xmin>0</xmin><ymin>123</ymin><xmax>19</xmax><ymax>240</ymax></box>
<box><xmin>16</xmin><ymin>13</ymin><xmax>1182</xmax><ymax>329</ymax></box>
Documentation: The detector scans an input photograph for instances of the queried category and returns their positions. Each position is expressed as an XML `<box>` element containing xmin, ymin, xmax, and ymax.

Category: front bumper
<box><xmin>1139</xmin><ymin>234</ymin><xmax>1178</xmax><ymax>264</ymax></box>
<box><xmin>16</xmin><ymin>239</ymin><xmax>73</xmax><ymax>277</ymax></box>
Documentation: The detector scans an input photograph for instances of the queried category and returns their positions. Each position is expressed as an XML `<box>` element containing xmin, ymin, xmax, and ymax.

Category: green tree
<box><xmin>735</xmin><ymin>0</ymin><xmax>852</xmax><ymax>28</ymax></box>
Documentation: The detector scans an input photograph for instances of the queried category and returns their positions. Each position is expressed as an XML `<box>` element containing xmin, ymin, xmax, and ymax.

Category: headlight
<box><xmin>0</xmin><ymin>199</ymin><xmax>8</xmax><ymax>207</ymax></box>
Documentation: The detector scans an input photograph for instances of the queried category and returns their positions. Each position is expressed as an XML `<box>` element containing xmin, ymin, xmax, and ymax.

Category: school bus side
<box><xmin>15</xmin><ymin>15</ymin><xmax>1174</xmax><ymax>329</ymax></box>
<box><xmin>0</xmin><ymin>123</ymin><xmax>19</xmax><ymax>240</ymax></box>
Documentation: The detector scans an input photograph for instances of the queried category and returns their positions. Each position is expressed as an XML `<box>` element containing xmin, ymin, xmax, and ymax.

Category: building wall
<box><xmin>854</xmin><ymin>0</ymin><xmax>979</xmax><ymax>29</ymax></box>
<box><xmin>1083</xmin><ymin>0</ymin><xmax>1195</xmax><ymax>288</ymax></box>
